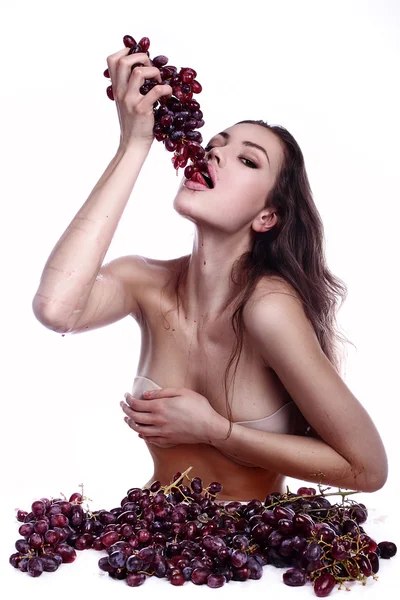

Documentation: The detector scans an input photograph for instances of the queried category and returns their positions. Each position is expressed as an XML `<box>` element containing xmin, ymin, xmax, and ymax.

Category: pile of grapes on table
<box><xmin>105</xmin><ymin>35</ymin><xmax>213</xmax><ymax>188</ymax></box>
<box><xmin>9</xmin><ymin>466</ymin><xmax>397</xmax><ymax>596</ymax></box>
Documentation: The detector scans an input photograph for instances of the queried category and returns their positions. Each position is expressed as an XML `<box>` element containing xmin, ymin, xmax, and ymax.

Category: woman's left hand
<box><xmin>120</xmin><ymin>387</ymin><xmax>228</xmax><ymax>448</ymax></box>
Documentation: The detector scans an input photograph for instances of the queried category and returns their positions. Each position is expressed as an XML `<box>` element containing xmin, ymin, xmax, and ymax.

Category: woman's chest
<box><xmin>135</xmin><ymin>295</ymin><xmax>292</xmax><ymax>423</ymax></box>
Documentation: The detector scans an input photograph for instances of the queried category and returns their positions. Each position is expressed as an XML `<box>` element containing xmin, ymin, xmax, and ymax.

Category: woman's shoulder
<box><xmin>249</xmin><ymin>274</ymin><xmax>302</xmax><ymax>309</ymax></box>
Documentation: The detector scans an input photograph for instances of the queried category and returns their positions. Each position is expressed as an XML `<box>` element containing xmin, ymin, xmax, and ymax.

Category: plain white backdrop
<box><xmin>1</xmin><ymin>0</ymin><xmax>399</xmax><ymax>597</ymax></box>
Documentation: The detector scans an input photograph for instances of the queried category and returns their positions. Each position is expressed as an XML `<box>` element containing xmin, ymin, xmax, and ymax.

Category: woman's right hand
<box><xmin>106</xmin><ymin>47</ymin><xmax>173</xmax><ymax>151</ymax></box>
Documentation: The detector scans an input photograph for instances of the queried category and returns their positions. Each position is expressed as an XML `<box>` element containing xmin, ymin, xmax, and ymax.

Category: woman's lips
<box><xmin>183</xmin><ymin>179</ymin><xmax>210</xmax><ymax>191</ymax></box>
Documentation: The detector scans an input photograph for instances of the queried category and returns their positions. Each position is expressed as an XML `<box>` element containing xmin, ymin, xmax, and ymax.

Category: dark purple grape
<box><xmin>207</xmin><ymin>573</ymin><xmax>226</xmax><ymax>587</ymax></box>
<box><xmin>55</xmin><ymin>543</ymin><xmax>76</xmax><ymax>563</ymax></box>
<box><xmin>153</xmin><ymin>553</ymin><xmax>167</xmax><ymax>577</ymax></box>
<box><xmin>274</xmin><ymin>506</ymin><xmax>295</xmax><ymax>520</ymax></box>
<box><xmin>368</xmin><ymin>551</ymin><xmax>379</xmax><ymax>573</ymax></box>
<box><xmin>357</xmin><ymin>553</ymin><xmax>372</xmax><ymax>577</ymax></box>
<box><xmin>126</xmin><ymin>572</ymin><xmax>146</xmax><ymax>586</ymax></box>
<box><xmin>342</xmin><ymin>519</ymin><xmax>359</xmax><ymax>536</ymax></box>
<box><xmin>283</xmin><ymin>567</ymin><xmax>307</xmax><ymax>586</ymax></box>
<box><xmin>268</xmin><ymin>548</ymin><xmax>292</xmax><ymax>568</ymax></box>
<box><xmin>29</xmin><ymin>533</ymin><xmax>43</xmax><ymax>549</ymax></box>
<box><xmin>123</xmin><ymin>35</ymin><xmax>136</xmax><ymax>48</ymax></box>
<box><xmin>152</xmin><ymin>55</ymin><xmax>168</xmax><ymax>68</ymax></box>
<box><xmin>69</xmin><ymin>492</ymin><xmax>83</xmax><ymax>503</ymax></box>
<box><xmin>138</xmin><ymin>37</ymin><xmax>150</xmax><ymax>52</ymax></box>
<box><xmin>98</xmin><ymin>556</ymin><xmax>114</xmax><ymax>573</ymax></box>
<box><xmin>185</xmin><ymin>130</ymin><xmax>202</xmax><ymax>143</ymax></box>
<box><xmin>279</xmin><ymin>538</ymin><xmax>294</xmax><ymax>557</ymax></box>
<box><xmin>41</xmin><ymin>555</ymin><xmax>59</xmax><ymax>572</ymax></box>
<box><xmin>15</xmin><ymin>538</ymin><xmax>31</xmax><ymax>554</ymax></box>
<box><xmin>108</xmin><ymin>550</ymin><xmax>126</xmax><ymax>568</ymax></box>
<box><xmin>34</xmin><ymin>519</ymin><xmax>49</xmax><ymax>535</ymax></box>
<box><xmin>314</xmin><ymin>572</ymin><xmax>336</xmax><ymax>597</ymax></box>
<box><xmin>266</xmin><ymin>530</ymin><xmax>285</xmax><ymax>548</ymax></box>
<box><xmin>50</xmin><ymin>513</ymin><xmax>69</xmax><ymax>528</ymax></box>
<box><xmin>191</xmin><ymin>110</ymin><xmax>203</xmax><ymax>120</ymax></box>
<box><xmin>165</xmin><ymin>138</ymin><xmax>178</xmax><ymax>152</ymax></box>
<box><xmin>183</xmin><ymin>118</ymin><xmax>197</xmax><ymax>132</ymax></box>
<box><xmin>192</xmin><ymin>80</ymin><xmax>202</xmax><ymax>93</ymax></box>
<box><xmin>292</xmin><ymin>535</ymin><xmax>307</xmax><ymax>551</ymax></box>
<box><xmin>306</xmin><ymin>541</ymin><xmax>322</xmax><ymax>561</ymax></box>
<box><xmin>17</xmin><ymin>509</ymin><xmax>29</xmax><ymax>522</ymax></box>
<box><xmin>126</xmin><ymin>554</ymin><xmax>143</xmax><ymax>572</ymax></box>
<box><xmin>231</xmin><ymin>549</ymin><xmax>247</xmax><ymax>568</ymax></box>
<box><xmin>9</xmin><ymin>552</ymin><xmax>21</xmax><ymax>568</ymax></box>
<box><xmin>27</xmin><ymin>557</ymin><xmax>43</xmax><ymax>577</ymax></box>
<box><xmin>170</xmin><ymin>130</ymin><xmax>185</xmax><ymax>141</ymax></box>
<box><xmin>75</xmin><ymin>533</ymin><xmax>94</xmax><ymax>550</ymax></box>
<box><xmin>48</xmin><ymin>504</ymin><xmax>63</xmax><ymax>516</ymax></box>
<box><xmin>19</xmin><ymin>523</ymin><xmax>34</xmax><ymax>537</ymax></box>
<box><xmin>278</xmin><ymin>518</ymin><xmax>294</xmax><ymax>534</ymax></box>
<box><xmin>191</xmin><ymin>567</ymin><xmax>211</xmax><ymax>585</ymax></box>
<box><xmin>378</xmin><ymin>541</ymin><xmax>397</xmax><ymax>558</ymax></box>
<box><xmin>331</xmin><ymin>538</ymin><xmax>350</xmax><ymax>561</ymax></box>
<box><xmin>246</xmin><ymin>556</ymin><xmax>263</xmax><ymax>579</ymax></box>
<box><xmin>18</xmin><ymin>557</ymin><xmax>29</xmax><ymax>572</ymax></box>
<box><xmin>31</xmin><ymin>500</ymin><xmax>45</xmax><ymax>517</ymax></box>
<box><xmin>232</xmin><ymin>566</ymin><xmax>250</xmax><ymax>581</ymax></box>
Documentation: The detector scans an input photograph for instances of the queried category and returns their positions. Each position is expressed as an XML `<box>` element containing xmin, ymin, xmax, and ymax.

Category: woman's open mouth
<box><xmin>184</xmin><ymin>163</ymin><xmax>215</xmax><ymax>190</ymax></box>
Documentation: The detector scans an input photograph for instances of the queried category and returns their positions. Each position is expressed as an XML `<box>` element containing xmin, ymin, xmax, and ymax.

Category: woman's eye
<box><xmin>205</xmin><ymin>146</ymin><xmax>257</xmax><ymax>169</ymax></box>
<box><xmin>241</xmin><ymin>158</ymin><xmax>257</xmax><ymax>169</ymax></box>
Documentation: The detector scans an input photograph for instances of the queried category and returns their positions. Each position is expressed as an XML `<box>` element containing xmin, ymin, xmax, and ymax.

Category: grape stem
<box><xmin>162</xmin><ymin>466</ymin><xmax>193</xmax><ymax>496</ymax></box>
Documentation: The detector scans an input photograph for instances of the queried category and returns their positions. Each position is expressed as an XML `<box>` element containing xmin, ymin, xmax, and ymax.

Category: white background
<box><xmin>1</xmin><ymin>0</ymin><xmax>399</xmax><ymax>597</ymax></box>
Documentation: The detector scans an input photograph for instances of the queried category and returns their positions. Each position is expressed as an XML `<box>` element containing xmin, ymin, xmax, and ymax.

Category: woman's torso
<box><xmin>131</xmin><ymin>255</ymin><xmax>311</xmax><ymax>502</ymax></box>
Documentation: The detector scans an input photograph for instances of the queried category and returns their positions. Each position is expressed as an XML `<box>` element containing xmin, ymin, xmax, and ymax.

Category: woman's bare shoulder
<box><xmin>247</xmin><ymin>275</ymin><xmax>301</xmax><ymax>312</ymax></box>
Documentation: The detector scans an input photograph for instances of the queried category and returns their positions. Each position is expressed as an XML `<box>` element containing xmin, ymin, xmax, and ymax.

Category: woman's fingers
<box><xmin>120</xmin><ymin>401</ymin><xmax>154</xmax><ymax>425</ymax></box>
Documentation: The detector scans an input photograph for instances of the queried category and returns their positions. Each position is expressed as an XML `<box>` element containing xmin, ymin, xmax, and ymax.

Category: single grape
<box><xmin>9</xmin><ymin>552</ymin><xmax>21</xmax><ymax>568</ymax></box>
<box><xmin>246</xmin><ymin>556</ymin><xmax>263</xmax><ymax>579</ymax></box>
<box><xmin>192</xmin><ymin>80</ymin><xmax>202</xmax><ymax>93</ymax></box>
<box><xmin>98</xmin><ymin>556</ymin><xmax>114</xmax><ymax>573</ymax></box>
<box><xmin>126</xmin><ymin>554</ymin><xmax>143</xmax><ymax>572</ymax></box>
<box><xmin>69</xmin><ymin>492</ymin><xmax>83</xmax><ymax>503</ymax></box>
<box><xmin>191</xmin><ymin>567</ymin><xmax>211</xmax><ymax>585</ymax></box>
<box><xmin>231</xmin><ymin>549</ymin><xmax>248</xmax><ymax>568</ymax></box>
<box><xmin>283</xmin><ymin>567</ymin><xmax>307</xmax><ymax>586</ymax></box>
<box><xmin>27</xmin><ymin>557</ymin><xmax>44</xmax><ymax>577</ymax></box>
<box><xmin>126</xmin><ymin>572</ymin><xmax>146</xmax><ymax>586</ymax></box>
<box><xmin>313</xmin><ymin>572</ymin><xmax>336</xmax><ymax>597</ymax></box>
<box><xmin>29</xmin><ymin>533</ymin><xmax>43</xmax><ymax>549</ymax></box>
<box><xmin>18</xmin><ymin>557</ymin><xmax>29</xmax><ymax>572</ymax></box>
<box><xmin>108</xmin><ymin>550</ymin><xmax>126</xmax><ymax>569</ymax></box>
<box><xmin>41</xmin><ymin>555</ymin><xmax>59</xmax><ymax>572</ymax></box>
<box><xmin>123</xmin><ymin>35</ymin><xmax>136</xmax><ymax>48</ymax></box>
<box><xmin>378</xmin><ymin>541</ymin><xmax>397</xmax><ymax>558</ymax></box>
<box><xmin>55</xmin><ymin>543</ymin><xmax>76</xmax><ymax>563</ymax></box>
<box><xmin>207</xmin><ymin>573</ymin><xmax>226</xmax><ymax>587</ymax></box>
<box><xmin>17</xmin><ymin>509</ymin><xmax>29</xmax><ymax>522</ymax></box>
<box><xmin>306</xmin><ymin>541</ymin><xmax>322</xmax><ymax>561</ymax></box>
<box><xmin>31</xmin><ymin>500</ymin><xmax>45</xmax><ymax>517</ymax></box>
<box><xmin>368</xmin><ymin>551</ymin><xmax>379</xmax><ymax>573</ymax></box>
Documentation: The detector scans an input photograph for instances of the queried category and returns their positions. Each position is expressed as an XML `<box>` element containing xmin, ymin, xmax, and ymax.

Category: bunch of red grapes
<box><xmin>104</xmin><ymin>36</ymin><xmax>213</xmax><ymax>189</ymax></box>
<box><xmin>9</xmin><ymin>466</ymin><xmax>397</xmax><ymax>595</ymax></box>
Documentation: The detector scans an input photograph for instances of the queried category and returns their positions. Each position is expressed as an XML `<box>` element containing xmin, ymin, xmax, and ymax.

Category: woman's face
<box><xmin>173</xmin><ymin>122</ymin><xmax>284</xmax><ymax>234</ymax></box>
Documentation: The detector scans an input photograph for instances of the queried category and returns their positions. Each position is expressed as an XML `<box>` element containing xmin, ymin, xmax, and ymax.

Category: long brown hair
<box><xmin>162</xmin><ymin>119</ymin><xmax>355</xmax><ymax>440</ymax></box>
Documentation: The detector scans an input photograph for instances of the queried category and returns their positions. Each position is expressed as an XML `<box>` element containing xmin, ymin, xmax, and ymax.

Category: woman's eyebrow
<box><xmin>208</xmin><ymin>132</ymin><xmax>271</xmax><ymax>166</ymax></box>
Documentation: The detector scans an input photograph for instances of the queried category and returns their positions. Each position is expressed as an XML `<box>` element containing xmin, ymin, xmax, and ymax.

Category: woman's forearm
<box><xmin>209</xmin><ymin>417</ymin><xmax>377</xmax><ymax>493</ymax></box>
<box><xmin>32</xmin><ymin>142</ymin><xmax>151</xmax><ymax>330</ymax></box>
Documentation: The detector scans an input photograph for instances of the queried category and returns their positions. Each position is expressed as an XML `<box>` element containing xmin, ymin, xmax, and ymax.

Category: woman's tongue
<box><xmin>191</xmin><ymin>171</ymin><xmax>208</xmax><ymax>187</ymax></box>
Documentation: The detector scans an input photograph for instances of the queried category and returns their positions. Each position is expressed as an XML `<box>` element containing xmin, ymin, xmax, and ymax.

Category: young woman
<box><xmin>32</xmin><ymin>46</ymin><xmax>388</xmax><ymax>503</ymax></box>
